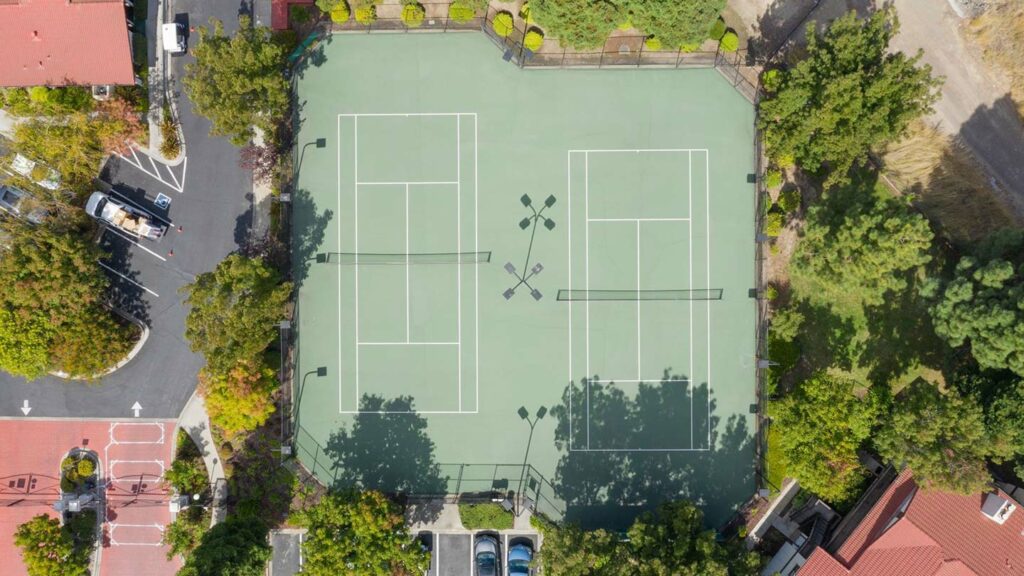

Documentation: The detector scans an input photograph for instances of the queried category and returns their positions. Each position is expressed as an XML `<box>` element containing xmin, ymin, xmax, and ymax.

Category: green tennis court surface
<box><xmin>292</xmin><ymin>33</ymin><xmax>756</xmax><ymax>529</ymax></box>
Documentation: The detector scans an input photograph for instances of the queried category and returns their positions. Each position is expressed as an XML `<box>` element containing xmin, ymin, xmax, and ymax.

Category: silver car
<box><xmin>474</xmin><ymin>534</ymin><xmax>501</xmax><ymax>576</ymax></box>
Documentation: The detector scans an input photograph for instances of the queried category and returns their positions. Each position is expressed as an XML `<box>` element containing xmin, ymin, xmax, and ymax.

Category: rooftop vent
<box><xmin>982</xmin><ymin>492</ymin><xmax>1016</xmax><ymax>525</ymax></box>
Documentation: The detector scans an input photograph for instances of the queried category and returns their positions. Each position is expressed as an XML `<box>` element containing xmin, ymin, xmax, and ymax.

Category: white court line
<box><xmin>570</xmin><ymin>447</ymin><xmax>711</xmax><ymax>452</ymax></box>
<box><xmin>588</xmin><ymin>217</ymin><xmax>690</xmax><ymax>222</ymax></box>
<box><xmin>357</xmin><ymin>181</ymin><xmax>459</xmax><ymax>186</ymax></box>
<box><xmin>354</xmin><ymin>116</ymin><xmax>360</xmax><ymax>405</ymax></box>
<box><xmin>337</xmin><ymin>115</ymin><xmax>343</xmax><ymax>413</ymax></box>
<box><xmin>406</xmin><ymin>183</ymin><xmax>411</xmax><ymax>343</ymax></box>
<box><xmin>457</xmin><ymin>114</ymin><xmax>462</xmax><ymax>412</ymax></box>
<box><xmin>585</xmin><ymin>151</ymin><xmax>590</xmax><ymax>450</ymax></box>
<box><xmin>340</xmin><ymin>410</ymin><xmax>479</xmax><ymax>415</ymax></box>
<box><xmin>567</xmin><ymin>151</ymin><xmax>573</xmax><ymax>450</ymax></box>
<box><xmin>705</xmin><ymin>150</ymin><xmax>712</xmax><ymax>450</ymax></box>
<box><xmin>568</xmin><ymin>148</ymin><xmax>708</xmax><ymax>153</ymax></box>
<box><xmin>358</xmin><ymin>341</ymin><xmax>458</xmax><ymax>346</ymax></box>
<box><xmin>338</xmin><ymin>112</ymin><xmax>470</xmax><ymax>117</ymax></box>
<box><xmin>589</xmin><ymin>378</ymin><xmax>690</xmax><ymax>384</ymax></box>
<box><xmin>474</xmin><ymin>114</ymin><xmax>480</xmax><ymax>413</ymax></box>
<box><xmin>636</xmin><ymin>221</ymin><xmax>641</xmax><ymax>381</ymax></box>
<box><xmin>103</xmin><ymin>227</ymin><xmax>168</xmax><ymax>262</ymax></box>
<box><xmin>97</xmin><ymin>260</ymin><xmax>159</xmax><ymax>297</ymax></box>
<box><xmin>689</xmin><ymin>150</ymin><xmax>694</xmax><ymax>448</ymax></box>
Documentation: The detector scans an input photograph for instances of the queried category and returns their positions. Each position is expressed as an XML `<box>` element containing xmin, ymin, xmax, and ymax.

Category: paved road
<box><xmin>890</xmin><ymin>0</ymin><xmax>1024</xmax><ymax>219</ymax></box>
<box><xmin>0</xmin><ymin>0</ymin><xmax>254</xmax><ymax>419</ymax></box>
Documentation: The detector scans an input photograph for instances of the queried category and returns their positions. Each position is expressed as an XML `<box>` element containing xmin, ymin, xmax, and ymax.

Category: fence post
<box><xmin>636</xmin><ymin>38</ymin><xmax>644</xmax><ymax>67</ymax></box>
<box><xmin>560</xmin><ymin>47</ymin><xmax>566</xmax><ymax>68</ymax></box>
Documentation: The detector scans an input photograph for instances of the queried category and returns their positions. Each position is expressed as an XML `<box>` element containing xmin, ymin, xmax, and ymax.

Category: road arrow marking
<box><xmin>131</xmin><ymin>402</ymin><xmax>142</xmax><ymax>417</ymax></box>
<box><xmin>20</xmin><ymin>400</ymin><xmax>31</xmax><ymax>416</ymax></box>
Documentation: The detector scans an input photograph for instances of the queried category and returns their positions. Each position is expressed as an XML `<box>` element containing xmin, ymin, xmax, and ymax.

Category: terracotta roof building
<box><xmin>0</xmin><ymin>0</ymin><xmax>135</xmax><ymax>88</ymax></box>
<box><xmin>800</xmin><ymin>470</ymin><xmax>1024</xmax><ymax>576</ymax></box>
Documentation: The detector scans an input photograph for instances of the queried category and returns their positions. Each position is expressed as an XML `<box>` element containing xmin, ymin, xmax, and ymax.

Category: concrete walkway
<box><xmin>0</xmin><ymin>109</ymin><xmax>22</xmax><ymax>139</ymax></box>
<box><xmin>177</xmin><ymin>392</ymin><xmax>228</xmax><ymax>525</ymax></box>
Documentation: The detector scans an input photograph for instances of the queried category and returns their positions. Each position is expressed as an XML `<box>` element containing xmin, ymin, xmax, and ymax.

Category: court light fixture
<box><xmin>544</xmin><ymin>195</ymin><xmax>557</xmax><ymax>208</ymax></box>
<box><xmin>517</xmin><ymin>406</ymin><xmax>529</xmax><ymax>420</ymax></box>
<box><xmin>520</xmin><ymin>194</ymin><xmax>532</xmax><ymax>207</ymax></box>
<box><xmin>519</xmin><ymin>217</ymin><xmax>532</xmax><ymax>230</ymax></box>
<box><xmin>536</xmin><ymin>406</ymin><xmax>547</xmax><ymax>419</ymax></box>
<box><xmin>544</xmin><ymin>218</ymin><xmax>556</xmax><ymax>230</ymax></box>
<box><xmin>316</xmin><ymin>366</ymin><xmax>328</xmax><ymax>377</ymax></box>
<box><xmin>531</xmin><ymin>263</ymin><xmax>543</xmax><ymax>275</ymax></box>
<box><xmin>503</xmin><ymin>288</ymin><xmax>515</xmax><ymax>300</ymax></box>
<box><xmin>316</xmin><ymin>253</ymin><xmax>327</xmax><ymax>263</ymax></box>
<box><xmin>315</xmin><ymin>138</ymin><xmax>327</xmax><ymax>148</ymax></box>
<box><xmin>531</xmin><ymin>288</ymin><xmax>543</xmax><ymax>301</ymax></box>
<box><xmin>504</xmin><ymin>262</ymin><xmax>517</xmax><ymax>275</ymax></box>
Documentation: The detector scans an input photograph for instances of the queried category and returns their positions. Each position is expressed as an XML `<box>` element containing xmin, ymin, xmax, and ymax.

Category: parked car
<box><xmin>0</xmin><ymin>184</ymin><xmax>46</xmax><ymax>224</ymax></box>
<box><xmin>85</xmin><ymin>191</ymin><xmax>165</xmax><ymax>240</ymax></box>
<box><xmin>508</xmin><ymin>541</ymin><xmax>533</xmax><ymax>576</ymax></box>
<box><xmin>162</xmin><ymin>22</ymin><xmax>186</xmax><ymax>54</ymax></box>
<box><xmin>474</xmin><ymin>534</ymin><xmax>501</xmax><ymax>576</ymax></box>
<box><xmin>416</xmin><ymin>531</ymin><xmax>434</xmax><ymax>576</ymax></box>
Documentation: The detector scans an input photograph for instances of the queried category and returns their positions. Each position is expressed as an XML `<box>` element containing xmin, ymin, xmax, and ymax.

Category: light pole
<box><xmin>515</xmin><ymin>405</ymin><xmax>547</xmax><ymax>516</ymax></box>
<box><xmin>291</xmin><ymin>366</ymin><xmax>327</xmax><ymax>448</ymax></box>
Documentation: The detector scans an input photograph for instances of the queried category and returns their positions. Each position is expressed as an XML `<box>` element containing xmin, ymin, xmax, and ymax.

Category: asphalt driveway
<box><xmin>0</xmin><ymin>0</ymin><xmax>254</xmax><ymax>419</ymax></box>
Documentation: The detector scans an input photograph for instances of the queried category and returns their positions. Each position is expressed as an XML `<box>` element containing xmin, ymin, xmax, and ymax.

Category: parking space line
<box><xmin>504</xmin><ymin>534</ymin><xmax>509</xmax><ymax>576</ymax></box>
<box><xmin>116</xmin><ymin>148</ymin><xmax>187</xmax><ymax>194</ymax></box>
<box><xmin>97</xmin><ymin>260</ymin><xmax>159</xmax><ymax>297</ymax></box>
<box><xmin>469</xmin><ymin>535</ymin><xmax>474</xmax><ymax>576</ymax></box>
<box><xmin>102</xmin><ymin>227</ymin><xmax>168</xmax><ymax>262</ymax></box>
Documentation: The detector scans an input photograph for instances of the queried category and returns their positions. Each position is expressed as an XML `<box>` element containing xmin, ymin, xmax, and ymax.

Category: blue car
<box><xmin>508</xmin><ymin>541</ymin><xmax>533</xmax><ymax>576</ymax></box>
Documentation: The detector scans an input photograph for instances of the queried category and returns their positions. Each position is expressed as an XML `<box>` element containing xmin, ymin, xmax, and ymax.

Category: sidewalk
<box><xmin>177</xmin><ymin>392</ymin><xmax>229</xmax><ymax>525</ymax></box>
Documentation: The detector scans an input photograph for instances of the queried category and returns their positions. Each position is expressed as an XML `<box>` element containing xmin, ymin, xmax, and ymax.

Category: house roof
<box><xmin>0</xmin><ymin>0</ymin><xmax>135</xmax><ymax>87</ymax></box>
<box><xmin>801</xmin><ymin>470</ymin><xmax>1024</xmax><ymax>576</ymax></box>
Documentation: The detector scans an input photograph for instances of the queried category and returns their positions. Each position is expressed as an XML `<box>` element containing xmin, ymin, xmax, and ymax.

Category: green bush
<box><xmin>776</xmin><ymin>152</ymin><xmax>796</xmax><ymax>169</ymax></box>
<box><xmin>60</xmin><ymin>477</ymin><xmax>76</xmax><ymax>493</ymax></box>
<box><xmin>720</xmin><ymin>30</ymin><xmax>739</xmax><ymax>52</ymax></box>
<box><xmin>448</xmin><ymin>1</ymin><xmax>476</xmax><ymax>22</ymax></box>
<box><xmin>680</xmin><ymin>42</ymin><xmax>701</xmax><ymax>53</ymax></box>
<box><xmin>708</xmin><ymin>18</ymin><xmax>726</xmax><ymax>40</ymax></box>
<box><xmin>459</xmin><ymin>502</ymin><xmax>514</xmax><ymax>530</ymax></box>
<box><xmin>66</xmin><ymin>510</ymin><xmax>96</xmax><ymax>546</ymax></box>
<box><xmin>777</xmin><ymin>187</ymin><xmax>801</xmax><ymax>213</ymax></box>
<box><xmin>764</xmin><ymin>169</ymin><xmax>783</xmax><ymax>189</ymax></box>
<box><xmin>160</xmin><ymin>109</ymin><xmax>181</xmax><ymax>159</ymax></box>
<box><xmin>492</xmin><ymin>11</ymin><xmax>514</xmax><ymax>38</ymax></box>
<box><xmin>764</xmin><ymin>209</ymin><xmax>784</xmax><ymax>237</ymax></box>
<box><xmin>355</xmin><ymin>4</ymin><xmax>377</xmax><ymax>23</ymax></box>
<box><xmin>765</xmin><ymin>284</ymin><xmax>779</xmax><ymax>301</ymax></box>
<box><xmin>76</xmin><ymin>459</ymin><xmax>95</xmax><ymax>479</ymax></box>
<box><xmin>762</xmin><ymin>69</ymin><xmax>782</xmax><ymax>92</ymax></box>
<box><xmin>644</xmin><ymin>36</ymin><xmax>662</xmax><ymax>51</ymax></box>
<box><xmin>519</xmin><ymin>2</ymin><xmax>534</xmax><ymax>24</ymax></box>
<box><xmin>401</xmin><ymin>3</ymin><xmax>425</xmax><ymax>27</ymax></box>
<box><xmin>617</xmin><ymin>20</ymin><xmax>634</xmax><ymax>31</ymax></box>
<box><xmin>28</xmin><ymin>86</ymin><xmax>50</xmax><ymax>103</ymax></box>
<box><xmin>330</xmin><ymin>2</ymin><xmax>350</xmax><ymax>22</ymax></box>
<box><xmin>290</xmin><ymin>5</ymin><xmax>311</xmax><ymax>23</ymax></box>
<box><xmin>60</xmin><ymin>456</ymin><xmax>77</xmax><ymax>473</ymax></box>
<box><xmin>524</xmin><ymin>28</ymin><xmax>545</xmax><ymax>51</ymax></box>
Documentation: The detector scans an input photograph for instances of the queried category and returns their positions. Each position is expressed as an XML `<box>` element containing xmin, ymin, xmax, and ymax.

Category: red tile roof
<box><xmin>801</xmin><ymin>470</ymin><xmax>1024</xmax><ymax>576</ymax></box>
<box><xmin>0</xmin><ymin>0</ymin><xmax>135</xmax><ymax>87</ymax></box>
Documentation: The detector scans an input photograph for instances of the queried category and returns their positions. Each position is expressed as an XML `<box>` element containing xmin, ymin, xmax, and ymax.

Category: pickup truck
<box><xmin>86</xmin><ymin>191</ymin><xmax>166</xmax><ymax>240</ymax></box>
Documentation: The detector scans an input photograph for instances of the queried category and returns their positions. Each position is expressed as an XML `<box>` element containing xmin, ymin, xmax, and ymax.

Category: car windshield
<box><xmin>509</xmin><ymin>559</ymin><xmax>530</xmax><ymax>573</ymax></box>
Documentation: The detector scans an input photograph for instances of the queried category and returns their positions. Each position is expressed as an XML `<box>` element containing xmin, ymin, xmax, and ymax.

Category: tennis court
<box><xmin>293</xmin><ymin>33</ymin><xmax>756</xmax><ymax>529</ymax></box>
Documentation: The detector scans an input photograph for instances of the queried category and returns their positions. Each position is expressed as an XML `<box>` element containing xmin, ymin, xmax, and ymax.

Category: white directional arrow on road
<box><xmin>20</xmin><ymin>400</ymin><xmax>31</xmax><ymax>416</ymax></box>
<box><xmin>131</xmin><ymin>402</ymin><xmax>142</xmax><ymax>417</ymax></box>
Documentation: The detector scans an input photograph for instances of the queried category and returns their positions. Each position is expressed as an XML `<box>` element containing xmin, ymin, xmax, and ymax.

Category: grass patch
<box><xmin>764</xmin><ymin>404</ymin><xmax>787</xmax><ymax>494</ymax></box>
<box><xmin>880</xmin><ymin>120</ymin><xmax>1015</xmax><ymax>247</ymax></box>
<box><xmin>458</xmin><ymin>502</ymin><xmax>513</xmax><ymax>530</ymax></box>
<box><xmin>966</xmin><ymin>0</ymin><xmax>1024</xmax><ymax>118</ymax></box>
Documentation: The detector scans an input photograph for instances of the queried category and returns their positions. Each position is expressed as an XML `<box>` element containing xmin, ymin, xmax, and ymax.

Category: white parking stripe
<box><xmin>102</xmin><ymin>227</ymin><xmax>168</xmax><ymax>262</ymax></box>
<box><xmin>97</xmin><ymin>260</ymin><xmax>159</xmax><ymax>297</ymax></box>
<box><xmin>116</xmin><ymin>148</ymin><xmax>187</xmax><ymax>194</ymax></box>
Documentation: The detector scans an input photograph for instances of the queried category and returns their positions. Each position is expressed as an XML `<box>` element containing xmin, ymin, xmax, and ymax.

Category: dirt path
<box><xmin>888</xmin><ymin>0</ymin><xmax>1024</xmax><ymax>218</ymax></box>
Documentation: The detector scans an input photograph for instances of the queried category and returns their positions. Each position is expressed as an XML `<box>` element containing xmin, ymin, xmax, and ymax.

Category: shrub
<box><xmin>290</xmin><ymin>5</ymin><xmax>311</xmax><ymax>23</ymax></box>
<box><xmin>764</xmin><ymin>209</ymin><xmax>784</xmax><ymax>237</ymax></box>
<box><xmin>644</xmin><ymin>36</ymin><xmax>662</xmax><ymax>51</ymax></box>
<box><xmin>519</xmin><ymin>2</ymin><xmax>534</xmax><ymax>24</ymax></box>
<box><xmin>458</xmin><ymin>502</ymin><xmax>514</xmax><ymax>530</ymax></box>
<box><xmin>680</xmin><ymin>42</ymin><xmax>700</xmax><ymax>53</ymax></box>
<box><xmin>492</xmin><ymin>11</ymin><xmax>514</xmax><ymax>37</ymax></box>
<box><xmin>355</xmin><ymin>4</ymin><xmax>377</xmax><ymax>23</ymax></box>
<box><xmin>448</xmin><ymin>1</ymin><xmax>476</xmax><ymax>22</ymax></box>
<box><xmin>401</xmin><ymin>3</ymin><xmax>425</xmax><ymax>27</ymax></box>
<box><xmin>776</xmin><ymin>152</ymin><xmax>796</xmax><ymax>169</ymax></box>
<box><xmin>524</xmin><ymin>28</ymin><xmax>545</xmax><ymax>51</ymax></box>
<box><xmin>720</xmin><ymin>30</ymin><xmax>739</xmax><ymax>52</ymax></box>
<box><xmin>28</xmin><ymin>86</ymin><xmax>50</xmax><ymax>104</ymax></box>
<box><xmin>617</xmin><ymin>20</ymin><xmax>634</xmax><ymax>30</ymax></box>
<box><xmin>60</xmin><ymin>457</ymin><xmax>77</xmax><ymax>474</ymax></box>
<box><xmin>765</xmin><ymin>284</ymin><xmax>779</xmax><ymax>301</ymax></box>
<box><xmin>762</xmin><ymin>68</ymin><xmax>782</xmax><ymax>92</ymax></box>
<box><xmin>708</xmin><ymin>18</ymin><xmax>726</xmax><ymax>40</ymax></box>
<box><xmin>764</xmin><ymin>169</ymin><xmax>783</xmax><ymax>189</ymax></box>
<box><xmin>76</xmin><ymin>459</ymin><xmax>95</xmax><ymax>479</ymax></box>
<box><xmin>778</xmin><ymin>187</ymin><xmax>801</xmax><ymax>213</ymax></box>
<box><xmin>160</xmin><ymin>110</ymin><xmax>181</xmax><ymax>159</ymax></box>
<box><xmin>330</xmin><ymin>2</ymin><xmax>350</xmax><ymax>22</ymax></box>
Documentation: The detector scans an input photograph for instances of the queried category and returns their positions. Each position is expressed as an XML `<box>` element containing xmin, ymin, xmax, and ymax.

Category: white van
<box><xmin>161</xmin><ymin>22</ymin><xmax>186</xmax><ymax>54</ymax></box>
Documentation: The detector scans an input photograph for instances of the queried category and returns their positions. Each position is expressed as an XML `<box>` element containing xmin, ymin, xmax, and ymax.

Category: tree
<box><xmin>301</xmin><ymin>491</ymin><xmax>428</xmax><ymax>576</ymax></box>
<box><xmin>758</xmin><ymin>9</ymin><xmax>940</xmax><ymax>187</ymax></box>
<box><xmin>622</xmin><ymin>0</ymin><xmax>724</xmax><ymax>49</ymax></box>
<box><xmin>183</xmin><ymin>254</ymin><xmax>291</xmax><ymax>372</ymax></box>
<box><xmin>199</xmin><ymin>359</ymin><xmax>278</xmax><ymax>436</ymax></box>
<box><xmin>165</xmin><ymin>457</ymin><xmax>211</xmax><ymax>497</ymax></box>
<box><xmin>178</xmin><ymin>515</ymin><xmax>271</xmax><ymax>576</ymax></box>
<box><xmin>163</xmin><ymin>507</ymin><xmax>209</xmax><ymax>561</ymax></box>
<box><xmin>790</xmin><ymin>184</ymin><xmax>933</xmax><ymax>315</ymax></box>
<box><xmin>531</xmin><ymin>0</ymin><xmax>619</xmax><ymax>49</ymax></box>
<box><xmin>14</xmin><ymin>515</ymin><xmax>89</xmax><ymax>576</ymax></box>
<box><xmin>928</xmin><ymin>232</ymin><xmax>1024</xmax><ymax>375</ymax></box>
<box><xmin>184</xmin><ymin>17</ymin><xmax>290</xmax><ymax>146</ymax></box>
<box><xmin>875</xmin><ymin>380</ymin><xmax>994</xmax><ymax>494</ymax></box>
<box><xmin>986</xmin><ymin>379</ymin><xmax>1024</xmax><ymax>474</ymax></box>
<box><xmin>626</xmin><ymin>501</ymin><xmax>761</xmax><ymax>576</ymax></box>
<box><xmin>774</xmin><ymin>373</ymin><xmax>882</xmax><ymax>505</ymax></box>
<box><xmin>0</xmin><ymin>221</ymin><xmax>135</xmax><ymax>379</ymax></box>
<box><xmin>534</xmin><ymin>520</ymin><xmax>622</xmax><ymax>576</ymax></box>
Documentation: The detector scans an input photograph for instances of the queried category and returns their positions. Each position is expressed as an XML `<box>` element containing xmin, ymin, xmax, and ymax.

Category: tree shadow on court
<box><xmin>324</xmin><ymin>394</ymin><xmax>449</xmax><ymax>501</ymax></box>
<box><xmin>291</xmin><ymin>187</ymin><xmax>333</xmax><ymax>285</ymax></box>
<box><xmin>549</xmin><ymin>370</ymin><xmax>755</xmax><ymax>531</ymax></box>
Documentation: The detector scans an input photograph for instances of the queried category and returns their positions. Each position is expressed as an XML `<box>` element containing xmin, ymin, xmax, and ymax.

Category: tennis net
<box><xmin>317</xmin><ymin>251</ymin><xmax>492</xmax><ymax>265</ymax></box>
<box><xmin>557</xmin><ymin>289</ymin><xmax>723</xmax><ymax>301</ymax></box>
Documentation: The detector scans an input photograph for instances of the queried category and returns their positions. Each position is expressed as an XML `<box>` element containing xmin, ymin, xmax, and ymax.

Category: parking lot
<box><xmin>429</xmin><ymin>532</ymin><xmax>539</xmax><ymax>576</ymax></box>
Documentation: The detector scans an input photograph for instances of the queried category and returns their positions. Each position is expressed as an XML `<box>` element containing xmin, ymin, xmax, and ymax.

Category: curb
<box><xmin>48</xmin><ymin>309</ymin><xmax>150</xmax><ymax>380</ymax></box>
<box><xmin>147</xmin><ymin>0</ymin><xmax>187</xmax><ymax>166</ymax></box>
